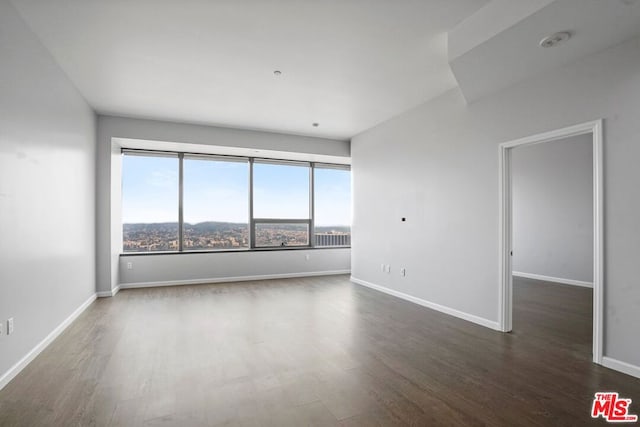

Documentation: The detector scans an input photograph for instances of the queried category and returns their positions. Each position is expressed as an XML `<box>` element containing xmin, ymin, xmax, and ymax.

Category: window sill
<box><xmin>120</xmin><ymin>246</ymin><xmax>351</xmax><ymax>256</ymax></box>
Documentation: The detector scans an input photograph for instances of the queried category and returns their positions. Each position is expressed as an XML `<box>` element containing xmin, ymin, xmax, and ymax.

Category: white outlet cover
<box><xmin>7</xmin><ymin>318</ymin><xmax>14</xmax><ymax>335</ymax></box>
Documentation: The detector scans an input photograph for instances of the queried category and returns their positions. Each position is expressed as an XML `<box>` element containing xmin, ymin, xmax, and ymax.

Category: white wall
<box><xmin>351</xmin><ymin>36</ymin><xmax>640</xmax><ymax>368</ymax></box>
<box><xmin>120</xmin><ymin>249</ymin><xmax>350</xmax><ymax>286</ymax></box>
<box><xmin>97</xmin><ymin>116</ymin><xmax>351</xmax><ymax>293</ymax></box>
<box><xmin>0</xmin><ymin>1</ymin><xmax>96</xmax><ymax>381</ymax></box>
<box><xmin>512</xmin><ymin>134</ymin><xmax>593</xmax><ymax>284</ymax></box>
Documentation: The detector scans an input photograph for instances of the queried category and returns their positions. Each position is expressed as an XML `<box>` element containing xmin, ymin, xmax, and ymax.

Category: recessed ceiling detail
<box><xmin>449</xmin><ymin>0</ymin><xmax>640</xmax><ymax>103</ymax></box>
<box><xmin>539</xmin><ymin>31</ymin><xmax>571</xmax><ymax>48</ymax></box>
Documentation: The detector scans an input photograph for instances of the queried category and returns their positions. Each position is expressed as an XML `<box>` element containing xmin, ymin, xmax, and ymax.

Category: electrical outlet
<box><xmin>305</xmin><ymin>254</ymin><xmax>310</xmax><ymax>261</ymax></box>
<box><xmin>127</xmin><ymin>262</ymin><xmax>133</xmax><ymax>270</ymax></box>
<box><xmin>381</xmin><ymin>263</ymin><xmax>385</xmax><ymax>272</ymax></box>
<box><xmin>386</xmin><ymin>265</ymin><xmax>391</xmax><ymax>274</ymax></box>
<box><xmin>7</xmin><ymin>318</ymin><xmax>14</xmax><ymax>335</ymax></box>
<box><xmin>400</xmin><ymin>268</ymin><xmax>406</xmax><ymax>277</ymax></box>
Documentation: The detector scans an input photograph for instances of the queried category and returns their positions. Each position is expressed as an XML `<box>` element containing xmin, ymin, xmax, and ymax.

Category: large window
<box><xmin>314</xmin><ymin>166</ymin><xmax>351</xmax><ymax>247</ymax></box>
<box><xmin>253</xmin><ymin>161</ymin><xmax>310</xmax><ymax>247</ymax></box>
<box><xmin>121</xmin><ymin>151</ymin><xmax>350</xmax><ymax>253</ymax></box>
<box><xmin>122</xmin><ymin>153</ymin><xmax>179</xmax><ymax>252</ymax></box>
<box><xmin>183</xmin><ymin>156</ymin><xmax>249</xmax><ymax>250</ymax></box>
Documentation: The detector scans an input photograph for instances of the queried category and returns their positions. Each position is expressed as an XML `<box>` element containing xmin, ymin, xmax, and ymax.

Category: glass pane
<box><xmin>122</xmin><ymin>154</ymin><xmax>179</xmax><ymax>252</ymax></box>
<box><xmin>255</xmin><ymin>223</ymin><xmax>309</xmax><ymax>247</ymax></box>
<box><xmin>314</xmin><ymin>167</ymin><xmax>351</xmax><ymax>246</ymax></box>
<box><xmin>183</xmin><ymin>158</ymin><xmax>249</xmax><ymax>250</ymax></box>
<box><xmin>253</xmin><ymin>162</ymin><xmax>309</xmax><ymax>219</ymax></box>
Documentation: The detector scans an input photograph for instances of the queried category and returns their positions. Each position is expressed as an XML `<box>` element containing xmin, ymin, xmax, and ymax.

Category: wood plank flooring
<box><xmin>0</xmin><ymin>275</ymin><xmax>638</xmax><ymax>426</ymax></box>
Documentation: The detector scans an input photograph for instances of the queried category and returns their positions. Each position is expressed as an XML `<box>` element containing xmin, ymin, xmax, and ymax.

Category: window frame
<box><xmin>182</xmin><ymin>154</ymin><xmax>250</xmax><ymax>251</ymax></box>
<box><xmin>121</xmin><ymin>149</ymin><xmax>350</xmax><ymax>255</ymax></box>
<box><xmin>121</xmin><ymin>150</ymin><xmax>181</xmax><ymax>253</ymax></box>
<box><xmin>313</xmin><ymin>163</ymin><xmax>352</xmax><ymax>248</ymax></box>
<box><xmin>250</xmin><ymin>158</ymin><xmax>312</xmax><ymax>249</ymax></box>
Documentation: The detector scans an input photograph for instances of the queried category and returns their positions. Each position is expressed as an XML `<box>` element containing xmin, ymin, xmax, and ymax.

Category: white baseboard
<box><xmin>96</xmin><ymin>285</ymin><xmax>120</xmax><ymax>298</ymax></box>
<box><xmin>119</xmin><ymin>270</ymin><xmax>351</xmax><ymax>290</ymax></box>
<box><xmin>350</xmin><ymin>276</ymin><xmax>501</xmax><ymax>331</ymax></box>
<box><xmin>512</xmin><ymin>271</ymin><xmax>593</xmax><ymax>288</ymax></box>
<box><xmin>602</xmin><ymin>356</ymin><xmax>640</xmax><ymax>379</ymax></box>
<box><xmin>0</xmin><ymin>293</ymin><xmax>97</xmax><ymax>391</ymax></box>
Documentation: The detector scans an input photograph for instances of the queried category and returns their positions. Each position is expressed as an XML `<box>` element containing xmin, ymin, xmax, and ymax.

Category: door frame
<box><xmin>498</xmin><ymin>119</ymin><xmax>603</xmax><ymax>364</ymax></box>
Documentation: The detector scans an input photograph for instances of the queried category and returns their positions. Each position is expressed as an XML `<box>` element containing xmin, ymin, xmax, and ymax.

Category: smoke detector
<box><xmin>539</xmin><ymin>31</ymin><xmax>572</xmax><ymax>48</ymax></box>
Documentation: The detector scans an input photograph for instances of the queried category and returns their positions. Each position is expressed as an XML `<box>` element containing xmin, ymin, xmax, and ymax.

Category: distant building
<box><xmin>315</xmin><ymin>233</ymin><xmax>350</xmax><ymax>247</ymax></box>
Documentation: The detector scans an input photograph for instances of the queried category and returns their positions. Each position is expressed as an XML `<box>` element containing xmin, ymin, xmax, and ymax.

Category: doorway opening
<box><xmin>498</xmin><ymin>120</ymin><xmax>603</xmax><ymax>364</ymax></box>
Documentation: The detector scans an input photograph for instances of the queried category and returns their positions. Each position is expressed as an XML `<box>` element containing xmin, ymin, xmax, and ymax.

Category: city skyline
<box><xmin>123</xmin><ymin>221</ymin><xmax>350</xmax><ymax>252</ymax></box>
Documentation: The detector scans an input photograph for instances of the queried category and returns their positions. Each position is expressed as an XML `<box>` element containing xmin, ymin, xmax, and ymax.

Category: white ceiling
<box><xmin>11</xmin><ymin>0</ymin><xmax>488</xmax><ymax>140</ymax></box>
<box><xmin>449</xmin><ymin>0</ymin><xmax>640</xmax><ymax>103</ymax></box>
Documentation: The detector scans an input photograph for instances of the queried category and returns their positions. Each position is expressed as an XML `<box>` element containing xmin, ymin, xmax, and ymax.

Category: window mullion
<box><xmin>178</xmin><ymin>153</ymin><xmax>184</xmax><ymax>252</ymax></box>
<box><xmin>249</xmin><ymin>157</ymin><xmax>255</xmax><ymax>249</ymax></box>
<box><xmin>310</xmin><ymin>163</ymin><xmax>315</xmax><ymax>248</ymax></box>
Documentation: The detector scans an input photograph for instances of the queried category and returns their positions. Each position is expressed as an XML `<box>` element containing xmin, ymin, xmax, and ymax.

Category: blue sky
<box><xmin>122</xmin><ymin>155</ymin><xmax>350</xmax><ymax>226</ymax></box>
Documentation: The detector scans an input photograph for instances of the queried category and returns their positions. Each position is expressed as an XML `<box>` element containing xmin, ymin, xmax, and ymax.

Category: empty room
<box><xmin>510</xmin><ymin>134</ymin><xmax>595</xmax><ymax>363</ymax></box>
<box><xmin>1</xmin><ymin>0</ymin><xmax>639</xmax><ymax>426</ymax></box>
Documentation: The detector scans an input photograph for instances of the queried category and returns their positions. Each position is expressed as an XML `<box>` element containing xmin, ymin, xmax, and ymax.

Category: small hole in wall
<box><xmin>401</xmin><ymin>218</ymin><xmax>406</xmax><ymax>222</ymax></box>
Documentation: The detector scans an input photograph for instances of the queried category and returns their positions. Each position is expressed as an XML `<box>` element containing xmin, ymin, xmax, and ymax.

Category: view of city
<box><xmin>255</xmin><ymin>223</ymin><xmax>308</xmax><ymax>247</ymax></box>
<box><xmin>123</xmin><ymin>222</ymin><xmax>350</xmax><ymax>252</ymax></box>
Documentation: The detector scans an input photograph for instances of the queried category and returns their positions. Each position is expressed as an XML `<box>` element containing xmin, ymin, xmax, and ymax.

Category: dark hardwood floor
<box><xmin>0</xmin><ymin>275</ymin><xmax>638</xmax><ymax>426</ymax></box>
<box><xmin>512</xmin><ymin>276</ymin><xmax>593</xmax><ymax>363</ymax></box>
